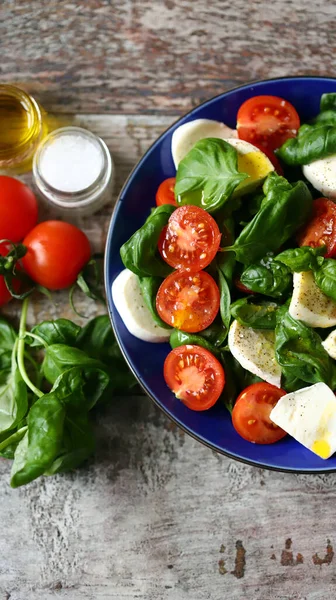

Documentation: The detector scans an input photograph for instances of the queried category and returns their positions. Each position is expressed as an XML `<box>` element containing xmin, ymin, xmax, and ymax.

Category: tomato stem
<box><xmin>17</xmin><ymin>297</ymin><xmax>44</xmax><ymax>398</ymax></box>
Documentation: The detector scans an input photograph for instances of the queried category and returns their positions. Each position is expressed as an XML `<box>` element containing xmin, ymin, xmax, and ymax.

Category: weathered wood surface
<box><xmin>1</xmin><ymin>1</ymin><xmax>336</xmax><ymax>599</ymax></box>
<box><xmin>1</xmin><ymin>0</ymin><xmax>335</xmax><ymax>115</ymax></box>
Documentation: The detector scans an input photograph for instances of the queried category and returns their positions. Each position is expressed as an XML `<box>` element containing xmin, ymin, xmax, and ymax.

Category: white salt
<box><xmin>39</xmin><ymin>132</ymin><xmax>104</xmax><ymax>193</ymax></box>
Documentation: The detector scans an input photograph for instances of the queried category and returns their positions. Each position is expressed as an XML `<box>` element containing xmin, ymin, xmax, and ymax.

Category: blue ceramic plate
<box><xmin>105</xmin><ymin>76</ymin><xmax>336</xmax><ymax>473</ymax></box>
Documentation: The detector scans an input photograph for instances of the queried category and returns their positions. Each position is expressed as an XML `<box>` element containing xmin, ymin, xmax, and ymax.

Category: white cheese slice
<box><xmin>322</xmin><ymin>330</ymin><xmax>336</xmax><ymax>360</ymax></box>
<box><xmin>303</xmin><ymin>155</ymin><xmax>336</xmax><ymax>200</ymax></box>
<box><xmin>270</xmin><ymin>382</ymin><xmax>336</xmax><ymax>459</ymax></box>
<box><xmin>171</xmin><ymin>119</ymin><xmax>237</xmax><ymax>167</ymax></box>
<box><xmin>112</xmin><ymin>269</ymin><xmax>171</xmax><ymax>343</ymax></box>
<box><xmin>289</xmin><ymin>271</ymin><xmax>336</xmax><ymax>328</ymax></box>
<box><xmin>228</xmin><ymin>319</ymin><xmax>281</xmax><ymax>388</ymax></box>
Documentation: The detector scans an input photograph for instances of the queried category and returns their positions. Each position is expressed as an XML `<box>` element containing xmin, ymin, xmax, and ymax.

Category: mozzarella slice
<box><xmin>112</xmin><ymin>269</ymin><xmax>171</xmax><ymax>343</ymax></box>
<box><xmin>322</xmin><ymin>330</ymin><xmax>336</xmax><ymax>360</ymax></box>
<box><xmin>228</xmin><ymin>320</ymin><xmax>281</xmax><ymax>387</ymax></box>
<box><xmin>270</xmin><ymin>383</ymin><xmax>336</xmax><ymax>459</ymax></box>
<box><xmin>171</xmin><ymin>119</ymin><xmax>237</xmax><ymax>167</ymax></box>
<box><xmin>289</xmin><ymin>271</ymin><xmax>336</xmax><ymax>328</ymax></box>
<box><xmin>303</xmin><ymin>155</ymin><xmax>336</xmax><ymax>199</ymax></box>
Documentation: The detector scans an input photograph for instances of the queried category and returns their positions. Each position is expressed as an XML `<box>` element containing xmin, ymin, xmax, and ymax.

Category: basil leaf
<box><xmin>275</xmin><ymin>307</ymin><xmax>335</xmax><ymax>387</ymax></box>
<box><xmin>169</xmin><ymin>329</ymin><xmax>220</xmax><ymax>357</ymax></box>
<box><xmin>277</xmin><ymin>124</ymin><xmax>336</xmax><ymax>165</ymax></box>
<box><xmin>43</xmin><ymin>345</ymin><xmax>110</xmax><ymax>407</ymax></box>
<box><xmin>120</xmin><ymin>205</ymin><xmax>175</xmax><ymax>277</ymax></box>
<box><xmin>175</xmin><ymin>138</ymin><xmax>248</xmax><ymax>213</ymax></box>
<box><xmin>230</xmin><ymin>297</ymin><xmax>278</xmax><ymax>329</ymax></box>
<box><xmin>29</xmin><ymin>319</ymin><xmax>81</xmax><ymax>347</ymax></box>
<box><xmin>0</xmin><ymin>366</ymin><xmax>28</xmax><ymax>435</ymax></box>
<box><xmin>320</xmin><ymin>93</ymin><xmax>336</xmax><ymax>112</ymax></box>
<box><xmin>230</xmin><ymin>173</ymin><xmax>313</xmax><ymax>264</ymax></box>
<box><xmin>240</xmin><ymin>259</ymin><xmax>291</xmax><ymax>298</ymax></box>
<box><xmin>138</xmin><ymin>276</ymin><xmax>171</xmax><ymax>330</ymax></box>
<box><xmin>314</xmin><ymin>259</ymin><xmax>336</xmax><ymax>302</ymax></box>
<box><xmin>275</xmin><ymin>246</ymin><xmax>325</xmax><ymax>272</ymax></box>
<box><xmin>0</xmin><ymin>318</ymin><xmax>17</xmax><ymax>370</ymax></box>
<box><xmin>44</xmin><ymin>410</ymin><xmax>95</xmax><ymax>476</ymax></box>
<box><xmin>218</xmin><ymin>268</ymin><xmax>231</xmax><ymax>339</ymax></box>
<box><xmin>314</xmin><ymin>110</ymin><xmax>336</xmax><ymax>127</ymax></box>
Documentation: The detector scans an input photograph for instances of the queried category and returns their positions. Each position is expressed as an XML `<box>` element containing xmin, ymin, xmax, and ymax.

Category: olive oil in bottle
<box><xmin>0</xmin><ymin>84</ymin><xmax>46</xmax><ymax>172</ymax></box>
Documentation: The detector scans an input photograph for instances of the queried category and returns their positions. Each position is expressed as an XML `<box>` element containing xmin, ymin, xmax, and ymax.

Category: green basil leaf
<box><xmin>230</xmin><ymin>173</ymin><xmax>313</xmax><ymax>264</ymax></box>
<box><xmin>138</xmin><ymin>276</ymin><xmax>171</xmax><ymax>329</ymax></box>
<box><xmin>230</xmin><ymin>297</ymin><xmax>278</xmax><ymax>329</ymax></box>
<box><xmin>169</xmin><ymin>329</ymin><xmax>220</xmax><ymax>356</ymax></box>
<box><xmin>0</xmin><ymin>366</ymin><xmax>28</xmax><ymax>435</ymax></box>
<box><xmin>0</xmin><ymin>426</ymin><xmax>27</xmax><ymax>459</ymax></box>
<box><xmin>29</xmin><ymin>319</ymin><xmax>81</xmax><ymax>347</ymax></box>
<box><xmin>120</xmin><ymin>205</ymin><xmax>175</xmax><ymax>277</ymax></box>
<box><xmin>275</xmin><ymin>246</ymin><xmax>325</xmax><ymax>272</ymax></box>
<box><xmin>313</xmin><ymin>110</ymin><xmax>336</xmax><ymax>127</ymax></box>
<box><xmin>43</xmin><ymin>345</ymin><xmax>110</xmax><ymax>407</ymax></box>
<box><xmin>175</xmin><ymin>138</ymin><xmax>248</xmax><ymax>213</ymax></box>
<box><xmin>314</xmin><ymin>259</ymin><xmax>336</xmax><ymax>302</ymax></box>
<box><xmin>275</xmin><ymin>307</ymin><xmax>335</xmax><ymax>387</ymax></box>
<box><xmin>277</xmin><ymin>124</ymin><xmax>336</xmax><ymax>165</ymax></box>
<box><xmin>240</xmin><ymin>259</ymin><xmax>291</xmax><ymax>298</ymax></box>
<box><xmin>217</xmin><ymin>268</ymin><xmax>231</xmax><ymax>339</ymax></box>
<box><xmin>44</xmin><ymin>410</ymin><xmax>95</xmax><ymax>476</ymax></box>
<box><xmin>76</xmin><ymin>316</ymin><xmax>137</xmax><ymax>396</ymax></box>
<box><xmin>0</xmin><ymin>318</ymin><xmax>17</xmax><ymax>370</ymax></box>
<box><xmin>320</xmin><ymin>93</ymin><xmax>336</xmax><ymax>112</ymax></box>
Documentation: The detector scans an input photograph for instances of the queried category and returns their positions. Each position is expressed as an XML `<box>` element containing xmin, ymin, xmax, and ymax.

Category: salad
<box><xmin>113</xmin><ymin>92</ymin><xmax>336</xmax><ymax>461</ymax></box>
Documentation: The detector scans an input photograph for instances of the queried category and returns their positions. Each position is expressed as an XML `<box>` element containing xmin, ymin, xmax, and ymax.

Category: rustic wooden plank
<box><xmin>1</xmin><ymin>0</ymin><xmax>335</xmax><ymax>115</ymax></box>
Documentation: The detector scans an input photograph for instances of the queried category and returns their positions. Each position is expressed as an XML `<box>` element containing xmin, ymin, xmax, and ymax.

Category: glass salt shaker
<box><xmin>32</xmin><ymin>126</ymin><xmax>114</xmax><ymax>217</ymax></box>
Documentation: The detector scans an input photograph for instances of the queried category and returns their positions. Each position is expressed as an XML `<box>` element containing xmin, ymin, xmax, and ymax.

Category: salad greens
<box><xmin>230</xmin><ymin>297</ymin><xmax>278</xmax><ymax>330</ymax></box>
<box><xmin>240</xmin><ymin>258</ymin><xmax>292</xmax><ymax>298</ymax></box>
<box><xmin>0</xmin><ymin>301</ymin><xmax>136</xmax><ymax>487</ymax></box>
<box><xmin>175</xmin><ymin>138</ymin><xmax>248</xmax><ymax>213</ymax></box>
<box><xmin>227</xmin><ymin>173</ymin><xmax>313</xmax><ymax>264</ymax></box>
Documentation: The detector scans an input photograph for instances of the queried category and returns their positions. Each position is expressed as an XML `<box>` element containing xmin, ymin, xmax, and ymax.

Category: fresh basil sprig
<box><xmin>275</xmin><ymin>246</ymin><xmax>325</xmax><ymax>272</ymax></box>
<box><xmin>175</xmin><ymin>138</ymin><xmax>248</xmax><ymax>213</ymax></box>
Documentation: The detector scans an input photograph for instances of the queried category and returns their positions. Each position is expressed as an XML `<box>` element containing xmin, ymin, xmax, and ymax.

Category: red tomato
<box><xmin>156</xmin><ymin>177</ymin><xmax>178</xmax><ymax>207</ymax></box>
<box><xmin>297</xmin><ymin>198</ymin><xmax>336</xmax><ymax>258</ymax></box>
<box><xmin>158</xmin><ymin>205</ymin><xmax>221</xmax><ymax>272</ymax></box>
<box><xmin>252</xmin><ymin>142</ymin><xmax>284</xmax><ymax>176</ymax></box>
<box><xmin>22</xmin><ymin>221</ymin><xmax>91</xmax><ymax>290</ymax></box>
<box><xmin>156</xmin><ymin>270</ymin><xmax>220</xmax><ymax>332</ymax></box>
<box><xmin>0</xmin><ymin>176</ymin><xmax>38</xmax><ymax>242</ymax></box>
<box><xmin>237</xmin><ymin>95</ymin><xmax>300</xmax><ymax>151</ymax></box>
<box><xmin>164</xmin><ymin>344</ymin><xmax>225</xmax><ymax>410</ymax></box>
<box><xmin>232</xmin><ymin>382</ymin><xmax>287</xmax><ymax>444</ymax></box>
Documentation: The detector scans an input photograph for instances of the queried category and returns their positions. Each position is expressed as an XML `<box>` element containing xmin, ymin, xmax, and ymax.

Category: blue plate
<box><xmin>105</xmin><ymin>76</ymin><xmax>336</xmax><ymax>473</ymax></box>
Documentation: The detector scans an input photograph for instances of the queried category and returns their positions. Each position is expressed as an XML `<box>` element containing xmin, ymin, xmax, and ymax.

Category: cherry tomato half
<box><xmin>237</xmin><ymin>95</ymin><xmax>300</xmax><ymax>151</ymax></box>
<box><xmin>297</xmin><ymin>198</ymin><xmax>336</xmax><ymax>258</ymax></box>
<box><xmin>22</xmin><ymin>221</ymin><xmax>91</xmax><ymax>290</ymax></box>
<box><xmin>156</xmin><ymin>177</ymin><xmax>178</xmax><ymax>207</ymax></box>
<box><xmin>158</xmin><ymin>205</ymin><xmax>221</xmax><ymax>272</ymax></box>
<box><xmin>156</xmin><ymin>270</ymin><xmax>220</xmax><ymax>332</ymax></box>
<box><xmin>0</xmin><ymin>176</ymin><xmax>38</xmax><ymax>242</ymax></box>
<box><xmin>232</xmin><ymin>382</ymin><xmax>287</xmax><ymax>444</ymax></box>
<box><xmin>164</xmin><ymin>344</ymin><xmax>225</xmax><ymax>410</ymax></box>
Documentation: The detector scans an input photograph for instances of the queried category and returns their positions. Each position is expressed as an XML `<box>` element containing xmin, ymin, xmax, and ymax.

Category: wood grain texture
<box><xmin>1</xmin><ymin>1</ymin><xmax>336</xmax><ymax>599</ymax></box>
<box><xmin>1</xmin><ymin>0</ymin><xmax>335</xmax><ymax>115</ymax></box>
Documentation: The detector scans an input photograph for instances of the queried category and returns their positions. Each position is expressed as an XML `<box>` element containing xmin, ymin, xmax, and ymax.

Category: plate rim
<box><xmin>104</xmin><ymin>75</ymin><xmax>336</xmax><ymax>474</ymax></box>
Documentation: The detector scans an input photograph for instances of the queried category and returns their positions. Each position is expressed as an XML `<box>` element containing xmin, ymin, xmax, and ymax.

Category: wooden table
<box><xmin>1</xmin><ymin>2</ymin><xmax>336</xmax><ymax>599</ymax></box>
